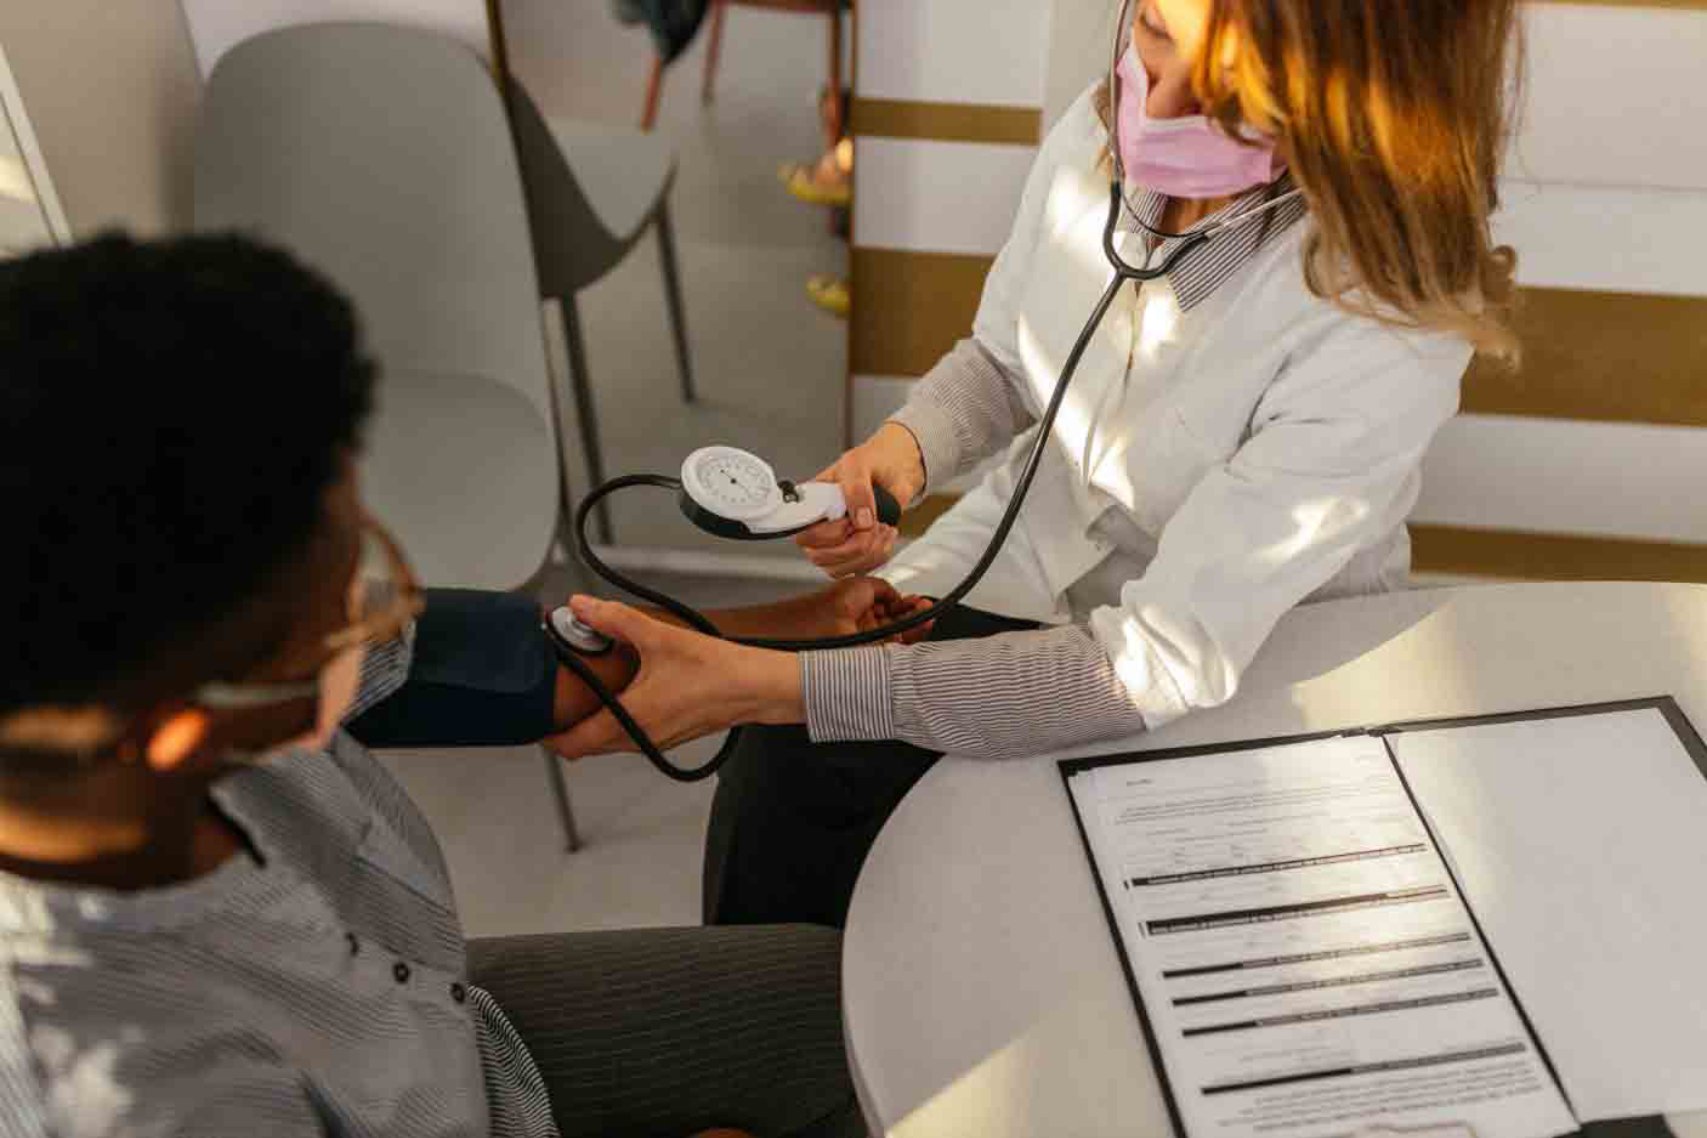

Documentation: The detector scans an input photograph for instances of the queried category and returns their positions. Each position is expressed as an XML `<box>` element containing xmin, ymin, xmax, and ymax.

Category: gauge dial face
<box><xmin>681</xmin><ymin>447</ymin><xmax>782</xmax><ymax>521</ymax></box>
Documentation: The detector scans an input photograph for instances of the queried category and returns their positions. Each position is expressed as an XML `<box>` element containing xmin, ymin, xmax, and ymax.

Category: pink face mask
<box><xmin>1116</xmin><ymin>46</ymin><xmax>1284</xmax><ymax>199</ymax></box>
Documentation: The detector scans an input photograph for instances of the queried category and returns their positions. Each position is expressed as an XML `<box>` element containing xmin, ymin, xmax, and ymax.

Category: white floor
<box><xmin>379</xmin><ymin>737</ymin><xmax>720</xmax><ymax>936</ymax></box>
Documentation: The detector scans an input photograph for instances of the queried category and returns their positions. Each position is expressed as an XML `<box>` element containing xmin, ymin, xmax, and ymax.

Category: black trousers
<box><xmin>704</xmin><ymin>606</ymin><xmax>1038</xmax><ymax>929</ymax></box>
<box><xmin>469</xmin><ymin>926</ymin><xmax>864</xmax><ymax>1138</ymax></box>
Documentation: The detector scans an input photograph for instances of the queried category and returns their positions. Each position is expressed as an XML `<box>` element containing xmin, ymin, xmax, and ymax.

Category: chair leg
<box><xmin>823</xmin><ymin>7</ymin><xmax>847</xmax><ymax>238</ymax></box>
<box><xmin>701</xmin><ymin>0</ymin><xmax>728</xmax><ymax>106</ymax></box>
<box><xmin>541</xmin><ymin>746</ymin><xmax>583</xmax><ymax>853</ymax></box>
<box><xmin>540</xmin><ymin>311</ymin><xmax>585</xmax><ymax>571</ymax></box>
<box><xmin>558</xmin><ymin>295</ymin><xmax>614</xmax><ymax>545</ymax></box>
<box><xmin>826</xmin><ymin>5</ymin><xmax>845</xmax><ymax>144</ymax></box>
<box><xmin>655</xmin><ymin>201</ymin><xmax>697</xmax><ymax>404</ymax></box>
<box><xmin>642</xmin><ymin>55</ymin><xmax>665</xmax><ymax>131</ymax></box>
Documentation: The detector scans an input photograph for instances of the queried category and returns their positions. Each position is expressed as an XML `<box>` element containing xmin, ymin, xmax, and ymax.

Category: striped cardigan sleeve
<box><xmin>801</xmin><ymin>624</ymin><xmax>1144</xmax><ymax>759</ymax></box>
<box><xmin>887</xmin><ymin>338</ymin><xmax>1036</xmax><ymax>496</ymax></box>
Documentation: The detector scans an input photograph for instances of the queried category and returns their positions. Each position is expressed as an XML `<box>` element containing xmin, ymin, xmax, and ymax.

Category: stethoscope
<box><xmin>549</xmin><ymin>0</ymin><xmax>1307</xmax><ymax>782</ymax></box>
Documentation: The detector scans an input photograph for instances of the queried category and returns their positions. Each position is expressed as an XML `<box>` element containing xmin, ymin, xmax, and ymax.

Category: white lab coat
<box><xmin>881</xmin><ymin>90</ymin><xmax>1471</xmax><ymax>728</ymax></box>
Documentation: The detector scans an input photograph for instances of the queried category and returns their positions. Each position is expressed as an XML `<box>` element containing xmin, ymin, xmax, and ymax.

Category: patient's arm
<box><xmin>641</xmin><ymin>578</ymin><xmax>930</xmax><ymax>642</ymax></box>
<box><xmin>551</xmin><ymin>640</ymin><xmax>639</xmax><ymax>729</ymax></box>
<box><xmin>349</xmin><ymin>588</ymin><xmax>635</xmax><ymax>749</ymax></box>
<box><xmin>552</xmin><ymin>579</ymin><xmax>926</xmax><ymax>731</ymax></box>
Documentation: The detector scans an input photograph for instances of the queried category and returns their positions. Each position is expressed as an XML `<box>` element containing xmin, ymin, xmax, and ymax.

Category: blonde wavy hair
<box><xmin>1109</xmin><ymin>0</ymin><xmax>1523</xmax><ymax>359</ymax></box>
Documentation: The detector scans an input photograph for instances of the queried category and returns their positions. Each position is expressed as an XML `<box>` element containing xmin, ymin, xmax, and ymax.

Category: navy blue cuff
<box><xmin>347</xmin><ymin>588</ymin><xmax>558</xmax><ymax>748</ymax></box>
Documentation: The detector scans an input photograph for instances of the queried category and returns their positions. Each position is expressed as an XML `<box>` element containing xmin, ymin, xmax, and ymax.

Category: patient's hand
<box><xmin>544</xmin><ymin>582</ymin><xmax>935</xmax><ymax>759</ymax></box>
<box><xmin>759</xmin><ymin>578</ymin><xmax>934</xmax><ymax>642</ymax></box>
<box><xmin>546</xmin><ymin>597</ymin><xmax>803</xmax><ymax>759</ymax></box>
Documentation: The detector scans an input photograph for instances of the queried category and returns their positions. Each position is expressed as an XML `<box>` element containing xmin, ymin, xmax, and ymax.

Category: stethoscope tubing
<box><xmin>568</xmin><ymin>177</ymin><xmax>1301</xmax><ymax>779</ymax></box>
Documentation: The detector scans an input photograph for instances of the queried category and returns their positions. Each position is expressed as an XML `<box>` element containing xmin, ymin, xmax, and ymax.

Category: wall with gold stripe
<box><xmin>850</xmin><ymin>0</ymin><xmax>1707</xmax><ymax>582</ymax></box>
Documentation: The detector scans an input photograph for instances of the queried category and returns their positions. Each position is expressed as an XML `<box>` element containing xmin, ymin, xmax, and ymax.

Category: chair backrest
<box><xmin>503</xmin><ymin>79</ymin><xmax>627</xmax><ymax>298</ymax></box>
<box><xmin>180</xmin><ymin>0</ymin><xmax>493</xmax><ymax>77</ymax></box>
<box><xmin>195</xmin><ymin>23</ymin><xmax>562</xmax><ymax>589</ymax></box>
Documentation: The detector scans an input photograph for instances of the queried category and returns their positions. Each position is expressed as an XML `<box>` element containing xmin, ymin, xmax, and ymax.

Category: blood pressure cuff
<box><xmin>347</xmin><ymin>588</ymin><xmax>558</xmax><ymax>749</ymax></box>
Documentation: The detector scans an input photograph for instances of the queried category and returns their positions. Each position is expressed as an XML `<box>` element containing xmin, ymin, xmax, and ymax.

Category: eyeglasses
<box><xmin>194</xmin><ymin>519</ymin><xmax>425</xmax><ymax>712</ymax></box>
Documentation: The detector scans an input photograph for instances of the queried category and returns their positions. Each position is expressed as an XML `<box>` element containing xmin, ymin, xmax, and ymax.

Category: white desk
<box><xmin>842</xmin><ymin>582</ymin><xmax>1707</xmax><ymax>1138</ymax></box>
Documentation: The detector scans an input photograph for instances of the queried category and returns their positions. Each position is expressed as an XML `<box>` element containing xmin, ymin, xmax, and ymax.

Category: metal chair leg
<box><xmin>701</xmin><ymin>0</ymin><xmax>728</xmax><ymax>106</ymax></box>
<box><xmin>558</xmin><ymin>294</ymin><xmax>614</xmax><ymax>545</ymax></box>
<box><xmin>541</xmin><ymin>746</ymin><xmax>584</xmax><ymax>853</ymax></box>
<box><xmin>642</xmin><ymin>54</ymin><xmax>665</xmax><ymax>131</ymax></box>
<box><xmin>655</xmin><ymin>201</ymin><xmax>697</xmax><ymax>404</ymax></box>
<box><xmin>826</xmin><ymin>5</ymin><xmax>844</xmax><ymax>143</ymax></box>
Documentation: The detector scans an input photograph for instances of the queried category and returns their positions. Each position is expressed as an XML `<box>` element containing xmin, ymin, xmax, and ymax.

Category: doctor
<box><xmin>554</xmin><ymin>0</ymin><xmax>1520</xmax><ymax>927</ymax></box>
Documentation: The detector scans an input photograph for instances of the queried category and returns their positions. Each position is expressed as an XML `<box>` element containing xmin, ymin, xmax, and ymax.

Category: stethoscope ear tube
<box><xmin>546</xmin><ymin>625</ymin><xmax>745</xmax><ymax>783</ymax></box>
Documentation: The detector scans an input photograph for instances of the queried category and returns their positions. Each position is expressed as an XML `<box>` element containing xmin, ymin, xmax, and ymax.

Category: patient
<box><xmin>0</xmin><ymin>233</ymin><xmax>878</xmax><ymax>1138</ymax></box>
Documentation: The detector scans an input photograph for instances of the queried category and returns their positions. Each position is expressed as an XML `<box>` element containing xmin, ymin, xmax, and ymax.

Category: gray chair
<box><xmin>195</xmin><ymin>22</ymin><xmax>588</xmax><ymax>850</ymax></box>
<box><xmin>505</xmin><ymin>81</ymin><xmax>696</xmax><ymax>545</ymax></box>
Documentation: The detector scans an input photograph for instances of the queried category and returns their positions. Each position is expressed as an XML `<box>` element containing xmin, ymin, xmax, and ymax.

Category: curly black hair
<box><xmin>0</xmin><ymin>233</ymin><xmax>376</xmax><ymax>714</ymax></box>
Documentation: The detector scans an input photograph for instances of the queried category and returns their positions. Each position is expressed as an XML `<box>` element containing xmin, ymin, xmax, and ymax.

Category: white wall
<box><xmin>0</xmin><ymin>44</ymin><xmax>70</xmax><ymax>254</ymax></box>
<box><xmin>857</xmin><ymin>0</ymin><xmax>1053</xmax><ymax>108</ymax></box>
<box><xmin>1409</xmin><ymin>3</ymin><xmax>1707</xmax><ymax>550</ymax></box>
<box><xmin>180</xmin><ymin>0</ymin><xmax>492</xmax><ymax>78</ymax></box>
<box><xmin>0</xmin><ymin>2</ymin><xmax>201</xmax><ymax>236</ymax></box>
<box><xmin>1045</xmin><ymin>0</ymin><xmax>1114</xmax><ymax>129</ymax></box>
<box><xmin>856</xmin><ymin>0</ymin><xmax>1707</xmax><ymax>572</ymax></box>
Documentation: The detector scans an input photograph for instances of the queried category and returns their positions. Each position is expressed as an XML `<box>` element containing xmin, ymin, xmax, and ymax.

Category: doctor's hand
<box><xmin>545</xmin><ymin>596</ymin><xmax>803</xmax><ymax>760</ymax></box>
<box><xmin>796</xmin><ymin>423</ymin><xmax>927</xmax><ymax>577</ymax></box>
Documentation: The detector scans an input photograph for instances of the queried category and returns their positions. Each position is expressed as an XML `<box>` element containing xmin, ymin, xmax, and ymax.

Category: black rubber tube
<box><xmin>563</xmin><ymin>183</ymin><xmax>1231</xmax><ymax>779</ymax></box>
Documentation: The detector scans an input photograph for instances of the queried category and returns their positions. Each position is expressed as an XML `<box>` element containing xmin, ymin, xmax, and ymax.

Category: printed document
<box><xmin>1066</xmin><ymin>734</ymin><xmax>1577</xmax><ymax>1138</ymax></box>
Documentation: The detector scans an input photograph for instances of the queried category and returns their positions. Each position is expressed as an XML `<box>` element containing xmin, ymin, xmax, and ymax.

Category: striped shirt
<box><xmin>0</xmin><ymin>637</ymin><xmax>560</xmax><ymax>1138</ymax></box>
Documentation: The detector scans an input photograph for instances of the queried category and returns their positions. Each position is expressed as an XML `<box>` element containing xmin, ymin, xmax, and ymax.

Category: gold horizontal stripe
<box><xmin>1464</xmin><ymin>289</ymin><xmax>1707</xmax><ymax>427</ymax></box>
<box><xmin>1412</xmin><ymin>525</ymin><xmax>1707</xmax><ymax>582</ymax></box>
<box><xmin>852</xmin><ymin>249</ymin><xmax>1707</xmax><ymax>426</ymax></box>
<box><xmin>851</xmin><ymin>98</ymin><xmax>1042</xmax><ymax>146</ymax></box>
<box><xmin>850</xmin><ymin>248</ymin><xmax>992</xmax><ymax>377</ymax></box>
<box><xmin>1532</xmin><ymin>0</ymin><xmax>1707</xmax><ymax>8</ymax></box>
<box><xmin>898</xmin><ymin>493</ymin><xmax>962</xmax><ymax>539</ymax></box>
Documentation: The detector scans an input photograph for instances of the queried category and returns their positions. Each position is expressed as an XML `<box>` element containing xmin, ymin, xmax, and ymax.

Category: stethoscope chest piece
<box><xmin>547</xmin><ymin>606</ymin><xmax>615</xmax><ymax>657</ymax></box>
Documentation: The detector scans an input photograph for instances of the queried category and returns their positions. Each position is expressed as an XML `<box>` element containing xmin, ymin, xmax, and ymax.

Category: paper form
<box><xmin>1392</xmin><ymin>707</ymin><xmax>1707</xmax><ymax>1120</ymax></box>
<box><xmin>1066</xmin><ymin>735</ymin><xmax>1577</xmax><ymax>1138</ymax></box>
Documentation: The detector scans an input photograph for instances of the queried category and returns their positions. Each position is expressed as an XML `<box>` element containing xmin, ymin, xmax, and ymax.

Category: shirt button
<box><xmin>346</xmin><ymin>933</ymin><xmax>361</xmax><ymax>956</ymax></box>
<box><xmin>393</xmin><ymin>961</ymin><xmax>411</xmax><ymax>984</ymax></box>
<box><xmin>450</xmin><ymin>982</ymin><xmax>467</xmax><ymax>1004</ymax></box>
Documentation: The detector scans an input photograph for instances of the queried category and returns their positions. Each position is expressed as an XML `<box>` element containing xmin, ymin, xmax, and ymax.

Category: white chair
<box><xmin>505</xmin><ymin>80</ymin><xmax>696</xmax><ymax>545</ymax></box>
<box><xmin>195</xmin><ymin>22</ymin><xmax>587</xmax><ymax>850</ymax></box>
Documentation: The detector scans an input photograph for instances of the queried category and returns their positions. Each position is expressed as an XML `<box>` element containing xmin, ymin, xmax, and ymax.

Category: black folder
<box><xmin>1059</xmin><ymin>696</ymin><xmax>1706</xmax><ymax>1138</ymax></box>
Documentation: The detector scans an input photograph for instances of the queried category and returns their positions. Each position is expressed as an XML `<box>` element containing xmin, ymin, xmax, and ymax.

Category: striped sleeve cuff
<box><xmin>888</xmin><ymin>624</ymin><xmax>1145</xmax><ymax>758</ymax></box>
<box><xmin>345</xmin><ymin>622</ymin><xmax>417</xmax><ymax>723</ymax></box>
<box><xmin>888</xmin><ymin>398</ymin><xmax>960</xmax><ymax>501</ymax></box>
<box><xmin>887</xmin><ymin>338</ymin><xmax>1029</xmax><ymax>495</ymax></box>
<box><xmin>802</xmin><ymin>646</ymin><xmax>896</xmax><ymax>743</ymax></box>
